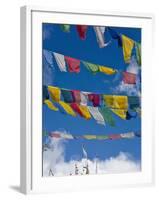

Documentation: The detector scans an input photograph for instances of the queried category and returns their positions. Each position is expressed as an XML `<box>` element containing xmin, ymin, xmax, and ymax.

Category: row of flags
<box><xmin>43</xmin><ymin>85</ymin><xmax>141</xmax><ymax>126</ymax></box>
<box><xmin>43</xmin><ymin>131</ymin><xmax>141</xmax><ymax>146</ymax></box>
<box><xmin>43</xmin><ymin>50</ymin><xmax>139</xmax><ymax>84</ymax></box>
<box><xmin>55</xmin><ymin>25</ymin><xmax>141</xmax><ymax>64</ymax></box>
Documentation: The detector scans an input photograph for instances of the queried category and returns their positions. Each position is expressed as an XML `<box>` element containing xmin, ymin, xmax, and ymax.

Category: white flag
<box><xmin>94</xmin><ymin>26</ymin><xmax>110</xmax><ymax>48</ymax></box>
<box><xmin>53</xmin><ymin>52</ymin><xmax>67</xmax><ymax>72</ymax></box>
<box><xmin>88</xmin><ymin>106</ymin><xmax>105</xmax><ymax>125</ymax></box>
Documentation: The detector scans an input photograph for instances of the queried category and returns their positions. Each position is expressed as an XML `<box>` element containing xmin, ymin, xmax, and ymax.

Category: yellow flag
<box><xmin>83</xmin><ymin>135</ymin><xmax>97</xmax><ymax>139</ymax></box>
<box><xmin>48</xmin><ymin>86</ymin><xmax>61</xmax><ymax>102</ymax></box>
<box><xmin>59</xmin><ymin>101</ymin><xmax>76</xmax><ymax>117</ymax></box>
<box><xmin>99</xmin><ymin>66</ymin><xmax>116</xmax><ymax>75</ymax></box>
<box><xmin>103</xmin><ymin>95</ymin><xmax>128</xmax><ymax>110</ymax></box>
<box><xmin>111</xmin><ymin>109</ymin><xmax>127</xmax><ymax>119</ymax></box>
<box><xmin>44</xmin><ymin>99</ymin><xmax>58</xmax><ymax>111</ymax></box>
<box><xmin>122</xmin><ymin>35</ymin><xmax>134</xmax><ymax>63</ymax></box>
<box><xmin>79</xmin><ymin>105</ymin><xmax>91</xmax><ymax>120</ymax></box>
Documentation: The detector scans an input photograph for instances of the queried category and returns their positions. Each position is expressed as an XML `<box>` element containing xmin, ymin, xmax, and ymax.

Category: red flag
<box><xmin>76</xmin><ymin>25</ymin><xmax>88</xmax><ymax>40</ymax></box>
<box><xmin>123</xmin><ymin>71</ymin><xmax>136</xmax><ymax>84</ymax></box>
<box><xmin>109</xmin><ymin>134</ymin><xmax>121</xmax><ymax>140</ymax></box>
<box><xmin>65</xmin><ymin>56</ymin><xmax>80</xmax><ymax>73</ymax></box>
<box><xmin>88</xmin><ymin>94</ymin><xmax>100</xmax><ymax>107</ymax></box>
<box><xmin>71</xmin><ymin>90</ymin><xmax>81</xmax><ymax>103</ymax></box>
<box><xmin>70</xmin><ymin>103</ymin><xmax>83</xmax><ymax>116</ymax></box>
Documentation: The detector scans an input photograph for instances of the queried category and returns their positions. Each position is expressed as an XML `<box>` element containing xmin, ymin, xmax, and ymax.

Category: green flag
<box><xmin>82</xmin><ymin>61</ymin><xmax>99</xmax><ymax>74</ymax></box>
<box><xmin>96</xmin><ymin>135</ymin><xmax>109</xmax><ymax>140</ymax></box>
<box><xmin>60</xmin><ymin>24</ymin><xmax>70</xmax><ymax>32</ymax></box>
<box><xmin>99</xmin><ymin>106</ymin><xmax>115</xmax><ymax>126</ymax></box>
<box><xmin>135</xmin><ymin>42</ymin><xmax>141</xmax><ymax>66</ymax></box>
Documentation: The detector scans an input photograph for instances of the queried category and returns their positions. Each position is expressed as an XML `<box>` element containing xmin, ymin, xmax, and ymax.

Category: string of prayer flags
<box><xmin>65</xmin><ymin>56</ymin><xmax>80</xmax><ymax>73</ymax></box>
<box><xmin>88</xmin><ymin>106</ymin><xmax>105</xmax><ymax>125</ymax></box>
<box><xmin>76</xmin><ymin>25</ymin><xmax>88</xmax><ymax>40</ymax></box>
<box><xmin>121</xmin><ymin>34</ymin><xmax>134</xmax><ymax>63</ymax></box>
<box><xmin>135</xmin><ymin>42</ymin><xmax>141</xmax><ymax>66</ymax></box>
<box><xmin>60</xmin><ymin>24</ymin><xmax>70</xmax><ymax>32</ymax></box>
<box><xmin>45</xmin><ymin>131</ymin><xmax>138</xmax><ymax>141</ymax></box>
<box><xmin>53</xmin><ymin>52</ymin><xmax>67</xmax><ymax>72</ymax></box>
<box><xmin>93</xmin><ymin>26</ymin><xmax>110</xmax><ymax>48</ymax></box>
<box><xmin>44</xmin><ymin>99</ymin><xmax>58</xmax><ymax>111</ymax></box>
<box><xmin>122</xmin><ymin>71</ymin><xmax>136</xmax><ymax>84</ymax></box>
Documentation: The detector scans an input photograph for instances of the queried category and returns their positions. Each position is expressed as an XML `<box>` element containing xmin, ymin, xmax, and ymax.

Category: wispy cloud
<box><xmin>43</xmin><ymin>131</ymin><xmax>141</xmax><ymax>177</ymax></box>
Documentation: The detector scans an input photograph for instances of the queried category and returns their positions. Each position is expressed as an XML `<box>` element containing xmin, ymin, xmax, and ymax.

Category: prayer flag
<box><xmin>83</xmin><ymin>135</ymin><xmax>97</xmax><ymax>139</ymax></box>
<box><xmin>88</xmin><ymin>106</ymin><xmax>105</xmax><ymax>125</ymax></box>
<box><xmin>135</xmin><ymin>42</ymin><xmax>141</xmax><ymax>66</ymax></box>
<box><xmin>43</xmin><ymin>85</ymin><xmax>49</xmax><ymax>101</ymax></box>
<box><xmin>88</xmin><ymin>93</ymin><xmax>100</xmax><ymax>107</ymax></box>
<box><xmin>53</xmin><ymin>52</ymin><xmax>67</xmax><ymax>72</ymax></box>
<box><xmin>48</xmin><ymin>86</ymin><xmax>61</xmax><ymax>102</ymax></box>
<box><xmin>99</xmin><ymin>106</ymin><xmax>115</xmax><ymax>126</ymax></box>
<box><xmin>108</xmin><ymin>27</ymin><xmax>122</xmax><ymax>46</ymax></box>
<box><xmin>82</xmin><ymin>145</ymin><xmax>88</xmax><ymax>158</ymax></box>
<box><xmin>123</xmin><ymin>71</ymin><xmax>136</xmax><ymax>84</ymax></box>
<box><xmin>60</xmin><ymin>24</ymin><xmax>70</xmax><ymax>32</ymax></box>
<box><xmin>59</xmin><ymin>101</ymin><xmax>76</xmax><ymax>117</ymax></box>
<box><xmin>121</xmin><ymin>34</ymin><xmax>134</xmax><ymax>63</ymax></box>
<box><xmin>80</xmin><ymin>92</ymin><xmax>88</xmax><ymax>106</ymax></box>
<box><xmin>99</xmin><ymin>66</ymin><xmax>116</xmax><ymax>75</ymax></box>
<box><xmin>71</xmin><ymin>90</ymin><xmax>81</xmax><ymax>103</ymax></box>
<box><xmin>82</xmin><ymin>61</ymin><xmax>99</xmax><ymax>74</ymax></box>
<box><xmin>61</xmin><ymin>89</ymin><xmax>74</xmax><ymax>103</ymax></box>
<box><xmin>44</xmin><ymin>99</ymin><xmax>58</xmax><ymax>111</ymax></box>
<box><xmin>65</xmin><ymin>56</ymin><xmax>80</xmax><ymax>73</ymax></box>
<box><xmin>111</xmin><ymin>109</ymin><xmax>127</xmax><ymax>119</ymax></box>
<box><xmin>78</xmin><ymin>105</ymin><xmax>91</xmax><ymax>120</ymax></box>
<box><xmin>76</xmin><ymin>25</ymin><xmax>88</xmax><ymax>40</ymax></box>
<box><xmin>94</xmin><ymin>26</ymin><xmax>108</xmax><ymax>48</ymax></box>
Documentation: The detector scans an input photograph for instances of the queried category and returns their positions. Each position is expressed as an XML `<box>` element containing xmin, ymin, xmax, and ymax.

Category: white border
<box><xmin>20</xmin><ymin>6</ymin><xmax>154</xmax><ymax>194</ymax></box>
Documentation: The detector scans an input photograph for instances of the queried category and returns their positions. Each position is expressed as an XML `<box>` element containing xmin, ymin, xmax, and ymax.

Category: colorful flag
<box><xmin>135</xmin><ymin>42</ymin><xmax>141</xmax><ymax>66</ymax></box>
<box><xmin>99</xmin><ymin>66</ymin><xmax>117</xmax><ymax>75</ymax></box>
<box><xmin>71</xmin><ymin>90</ymin><xmax>81</xmax><ymax>103</ymax></box>
<box><xmin>61</xmin><ymin>89</ymin><xmax>74</xmax><ymax>103</ymax></box>
<box><xmin>48</xmin><ymin>86</ymin><xmax>61</xmax><ymax>102</ymax></box>
<box><xmin>99</xmin><ymin>106</ymin><xmax>115</xmax><ymax>126</ymax></box>
<box><xmin>123</xmin><ymin>71</ymin><xmax>136</xmax><ymax>84</ymax></box>
<box><xmin>60</xmin><ymin>24</ymin><xmax>70</xmax><ymax>32</ymax></box>
<box><xmin>83</xmin><ymin>135</ymin><xmax>97</xmax><ymax>139</ymax></box>
<box><xmin>88</xmin><ymin>106</ymin><xmax>105</xmax><ymax>125</ymax></box>
<box><xmin>80</xmin><ymin>92</ymin><xmax>89</xmax><ymax>106</ymax></box>
<box><xmin>111</xmin><ymin>109</ymin><xmax>127</xmax><ymax>119</ymax></box>
<box><xmin>82</xmin><ymin>61</ymin><xmax>99</xmax><ymax>74</ymax></box>
<box><xmin>121</xmin><ymin>34</ymin><xmax>134</xmax><ymax>63</ymax></box>
<box><xmin>65</xmin><ymin>56</ymin><xmax>80</xmax><ymax>73</ymax></box>
<box><xmin>88</xmin><ymin>93</ymin><xmax>100</xmax><ymax>107</ymax></box>
<box><xmin>43</xmin><ymin>85</ymin><xmax>49</xmax><ymax>101</ymax></box>
<box><xmin>76</xmin><ymin>25</ymin><xmax>88</xmax><ymax>40</ymax></box>
<box><xmin>70</xmin><ymin>103</ymin><xmax>84</xmax><ymax>117</ymax></box>
<box><xmin>108</xmin><ymin>134</ymin><xmax>122</xmax><ymax>140</ymax></box>
<box><xmin>53</xmin><ymin>52</ymin><xmax>67</xmax><ymax>72</ymax></box>
<box><xmin>59</xmin><ymin>101</ymin><xmax>76</xmax><ymax>117</ymax></box>
<box><xmin>44</xmin><ymin>99</ymin><xmax>58</xmax><ymax>111</ymax></box>
<box><xmin>93</xmin><ymin>26</ymin><xmax>108</xmax><ymax>48</ymax></box>
<box><xmin>103</xmin><ymin>95</ymin><xmax>128</xmax><ymax>110</ymax></box>
<box><xmin>128</xmin><ymin>96</ymin><xmax>140</xmax><ymax>110</ymax></box>
<box><xmin>96</xmin><ymin>135</ymin><xmax>109</xmax><ymax>140</ymax></box>
<box><xmin>78</xmin><ymin>105</ymin><xmax>91</xmax><ymax>120</ymax></box>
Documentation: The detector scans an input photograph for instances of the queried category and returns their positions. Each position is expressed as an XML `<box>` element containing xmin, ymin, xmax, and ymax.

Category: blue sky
<box><xmin>42</xmin><ymin>23</ymin><xmax>141</xmax><ymax>163</ymax></box>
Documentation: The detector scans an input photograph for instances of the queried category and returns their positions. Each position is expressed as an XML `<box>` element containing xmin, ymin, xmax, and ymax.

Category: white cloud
<box><xmin>43</xmin><ymin>133</ymin><xmax>141</xmax><ymax>177</ymax></box>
